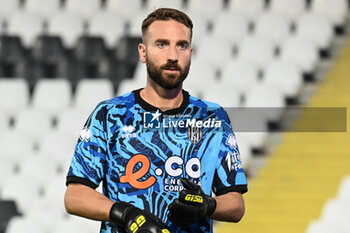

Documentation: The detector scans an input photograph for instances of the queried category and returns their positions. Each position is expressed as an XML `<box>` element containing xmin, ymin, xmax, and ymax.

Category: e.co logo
<box><xmin>120</xmin><ymin>154</ymin><xmax>201</xmax><ymax>189</ymax></box>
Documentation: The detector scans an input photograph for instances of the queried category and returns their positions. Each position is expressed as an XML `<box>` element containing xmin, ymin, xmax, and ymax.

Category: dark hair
<box><xmin>141</xmin><ymin>8</ymin><xmax>193</xmax><ymax>42</ymax></box>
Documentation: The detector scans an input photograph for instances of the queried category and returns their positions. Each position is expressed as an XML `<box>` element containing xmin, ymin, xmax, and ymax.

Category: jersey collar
<box><xmin>133</xmin><ymin>88</ymin><xmax>189</xmax><ymax>115</ymax></box>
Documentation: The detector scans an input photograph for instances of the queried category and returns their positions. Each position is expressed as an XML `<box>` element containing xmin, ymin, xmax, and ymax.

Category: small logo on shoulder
<box><xmin>79</xmin><ymin>127</ymin><xmax>91</xmax><ymax>142</ymax></box>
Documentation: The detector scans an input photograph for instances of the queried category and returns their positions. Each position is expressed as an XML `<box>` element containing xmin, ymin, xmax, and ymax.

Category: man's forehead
<box><xmin>145</xmin><ymin>19</ymin><xmax>191</xmax><ymax>42</ymax></box>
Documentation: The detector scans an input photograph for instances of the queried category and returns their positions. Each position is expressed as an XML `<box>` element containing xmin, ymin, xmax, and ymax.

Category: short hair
<box><xmin>141</xmin><ymin>8</ymin><xmax>193</xmax><ymax>42</ymax></box>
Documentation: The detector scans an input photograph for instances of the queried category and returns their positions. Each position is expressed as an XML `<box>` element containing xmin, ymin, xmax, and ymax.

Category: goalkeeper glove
<box><xmin>109</xmin><ymin>201</ymin><xmax>171</xmax><ymax>233</ymax></box>
<box><xmin>168</xmin><ymin>178</ymin><xmax>216</xmax><ymax>227</ymax></box>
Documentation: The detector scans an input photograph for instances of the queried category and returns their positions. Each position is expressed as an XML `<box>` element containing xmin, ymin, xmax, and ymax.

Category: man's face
<box><xmin>139</xmin><ymin>20</ymin><xmax>193</xmax><ymax>90</ymax></box>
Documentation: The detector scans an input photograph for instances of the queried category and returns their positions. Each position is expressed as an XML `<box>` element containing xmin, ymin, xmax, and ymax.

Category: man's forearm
<box><xmin>64</xmin><ymin>183</ymin><xmax>114</xmax><ymax>221</ymax></box>
<box><xmin>211</xmin><ymin>192</ymin><xmax>245</xmax><ymax>222</ymax></box>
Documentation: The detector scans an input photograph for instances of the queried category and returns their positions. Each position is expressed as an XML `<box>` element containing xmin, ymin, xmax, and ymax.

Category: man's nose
<box><xmin>167</xmin><ymin>46</ymin><xmax>179</xmax><ymax>61</ymax></box>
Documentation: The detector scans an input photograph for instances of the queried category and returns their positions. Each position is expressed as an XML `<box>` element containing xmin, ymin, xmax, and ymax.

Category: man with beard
<box><xmin>64</xmin><ymin>8</ymin><xmax>247</xmax><ymax>233</ymax></box>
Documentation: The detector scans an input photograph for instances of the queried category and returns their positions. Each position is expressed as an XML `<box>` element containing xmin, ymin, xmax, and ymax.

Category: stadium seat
<box><xmin>263</xmin><ymin>60</ymin><xmax>303</xmax><ymax>97</ymax></box>
<box><xmin>25</xmin><ymin>197</ymin><xmax>67</xmax><ymax>232</ymax></box>
<box><xmin>187</xmin><ymin>0</ymin><xmax>224</xmax><ymax>19</ymax></box>
<box><xmin>6</xmin><ymin>12</ymin><xmax>44</xmax><ymax>48</ymax></box>
<box><xmin>0</xmin><ymin>112</ymin><xmax>9</xmax><ymax>138</ymax></box>
<box><xmin>0</xmin><ymin>36</ymin><xmax>28</xmax><ymax>78</ymax></box>
<box><xmin>184</xmin><ymin>10</ymin><xmax>210</xmax><ymax>47</ymax></box>
<box><xmin>53</xmin><ymin>216</ymin><xmax>101</xmax><ymax>233</ymax></box>
<box><xmin>228</xmin><ymin>0</ymin><xmax>265</xmax><ymax>21</ymax></box>
<box><xmin>38</xmin><ymin>130</ymin><xmax>77</xmax><ymax>170</ymax></box>
<box><xmin>12</xmin><ymin>109</ymin><xmax>53</xmax><ymax>142</ymax></box>
<box><xmin>1</xmin><ymin>174</ymin><xmax>42</xmax><ymax>214</ymax></box>
<box><xmin>338</xmin><ymin>175</ymin><xmax>350</xmax><ymax>200</ymax></box>
<box><xmin>43</xmin><ymin>175</ymin><xmax>69</xmax><ymax>203</ymax></box>
<box><xmin>195</xmin><ymin>34</ymin><xmax>235</xmax><ymax>70</ymax></box>
<box><xmin>184</xmin><ymin>58</ymin><xmax>218</xmax><ymax>98</ymax></box>
<box><xmin>56</xmin><ymin>108</ymin><xmax>89</xmax><ymax>138</ymax></box>
<box><xmin>280</xmin><ymin>36</ymin><xmax>319</xmax><ymax>74</ymax></box>
<box><xmin>254</xmin><ymin>12</ymin><xmax>292</xmax><ymax>47</ymax></box>
<box><xmin>19</xmin><ymin>153</ymin><xmax>59</xmax><ymax>188</ymax></box>
<box><xmin>6</xmin><ymin>216</ymin><xmax>46</xmax><ymax>233</ymax></box>
<box><xmin>238</xmin><ymin>35</ymin><xmax>276</xmax><ymax>70</ymax></box>
<box><xmin>0</xmin><ymin>0</ymin><xmax>20</xmax><ymax>18</ymax></box>
<box><xmin>235</xmin><ymin>131</ymin><xmax>268</xmax><ymax>150</ymax></box>
<box><xmin>24</xmin><ymin>0</ymin><xmax>61</xmax><ymax>19</ymax></box>
<box><xmin>105</xmin><ymin>0</ymin><xmax>145</xmax><ymax>21</ymax></box>
<box><xmin>320</xmin><ymin>199</ymin><xmax>350</xmax><ymax>231</ymax></box>
<box><xmin>111</xmin><ymin>36</ymin><xmax>143</xmax><ymax>80</ymax></box>
<box><xmin>296</xmin><ymin>12</ymin><xmax>334</xmax><ymax>50</ymax></box>
<box><xmin>202</xmin><ymin>83</ymin><xmax>241</xmax><ymax>107</ymax></box>
<box><xmin>0</xmin><ymin>200</ymin><xmax>19</xmax><ymax>233</ymax></box>
<box><xmin>88</xmin><ymin>11</ymin><xmax>126</xmax><ymax>48</ymax></box>
<box><xmin>244</xmin><ymin>83</ymin><xmax>285</xmax><ymax>108</ymax></box>
<box><xmin>0</xmin><ymin>78</ymin><xmax>29</xmax><ymax>118</ymax></box>
<box><xmin>47</xmin><ymin>11</ymin><xmax>86</xmax><ymax>48</ymax></box>
<box><xmin>64</xmin><ymin>0</ymin><xmax>102</xmax><ymax>20</ymax></box>
<box><xmin>306</xmin><ymin>219</ymin><xmax>348</xmax><ymax>233</ymax></box>
<box><xmin>73</xmin><ymin>78</ymin><xmax>114</xmax><ymax>115</ymax></box>
<box><xmin>147</xmin><ymin>0</ymin><xmax>185</xmax><ymax>11</ymax></box>
<box><xmin>311</xmin><ymin>0</ymin><xmax>348</xmax><ymax>27</ymax></box>
<box><xmin>126</xmin><ymin>10</ymin><xmax>150</xmax><ymax>37</ymax></box>
<box><xmin>31</xmin><ymin>78</ymin><xmax>72</xmax><ymax>117</ymax></box>
<box><xmin>0</xmin><ymin>159</ymin><xmax>15</xmax><ymax>193</ymax></box>
<box><xmin>131</xmin><ymin>61</ymin><xmax>147</xmax><ymax>85</ymax></box>
<box><xmin>116</xmin><ymin>78</ymin><xmax>145</xmax><ymax>96</ymax></box>
<box><xmin>29</xmin><ymin>35</ymin><xmax>69</xmax><ymax>79</ymax></box>
<box><xmin>72</xmin><ymin>36</ymin><xmax>110</xmax><ymax>81</ymax></box>
<box><xmin>244</xmin><ymin>83</ymin><xmax>285</xmax><ymax>125</ymax></box>
<box><xmin>220</xmin><ymin>59</ymin><xmax>259</xmax><ymax>96</ymax></box>
<box><xmin>269</xmin><ymin>0</ymin><xmax>306</xmax><ymax>21</ymax></box>
<box><xmin>213</xmin><ymin>12</ymin><xmax>250</xmax><ymax>46</ymax></box>
<box><xmin>0</xmin><ymin>131</ymin><xmax>35</xmax><ymax>167</ymax></box>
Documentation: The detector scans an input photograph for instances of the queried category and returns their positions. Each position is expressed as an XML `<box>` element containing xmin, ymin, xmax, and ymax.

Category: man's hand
<box><xmin>109</xmin><ymin>201</ymin><xmax>171</xmax><ymax>233</ymax></box>
<box><xmin>168</xmin><ymin>178</ymin><xmax>217</xmax><ymax>227</ymax></box>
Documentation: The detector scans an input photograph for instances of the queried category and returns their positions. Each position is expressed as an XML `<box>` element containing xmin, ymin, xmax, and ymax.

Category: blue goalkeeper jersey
<box><xmin>66</xmin><ymin>89</ymin><xmax>248</xmax><ymax>233</ymax></box>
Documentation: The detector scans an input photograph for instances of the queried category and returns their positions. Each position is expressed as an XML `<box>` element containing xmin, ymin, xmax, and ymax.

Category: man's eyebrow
<box><xmin>176</xmin><ymin>40</ymin><xmax>190</xmax><ymax>45</ymax></box>
<box><xmin>154</xmin><ymin>39</ymin><xmax>170</xmax><ymax>44</ymax></box>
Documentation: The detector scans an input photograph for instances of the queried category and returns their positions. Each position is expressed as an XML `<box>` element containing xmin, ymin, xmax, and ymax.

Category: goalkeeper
<box><xmin>64</xmin><ymin>7</ymin><xmax>247</xmax><ymax>233</ymax></box>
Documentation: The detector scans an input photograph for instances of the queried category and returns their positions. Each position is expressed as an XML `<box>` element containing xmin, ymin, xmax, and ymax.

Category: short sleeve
<box><xmin>212</xmin><ymin>108</ymin><xmax>248</xmax><ymax>195</ymax></box>
<box><xmin>66</xmin><ymin>103</ymin><xmax>110</xmax><ymax>189</ymax></box>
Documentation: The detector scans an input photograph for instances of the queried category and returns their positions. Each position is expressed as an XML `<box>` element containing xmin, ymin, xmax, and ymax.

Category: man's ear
<box><xmin>138</xmin><ymin>43</ymin><xmax>147</xmax><ymax>63</ymax></box>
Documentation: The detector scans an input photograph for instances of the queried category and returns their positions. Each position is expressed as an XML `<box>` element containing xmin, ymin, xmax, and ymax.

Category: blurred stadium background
<box><xmin>0</xmin><ymin>0</ymin><xmax>349</xmax><ymax>232</ymax></box>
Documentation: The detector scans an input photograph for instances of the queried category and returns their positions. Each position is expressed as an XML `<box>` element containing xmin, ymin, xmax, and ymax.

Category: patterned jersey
<box><xmin>66</xmin><ymin>89</ymin><xmax>248</xmax><ymax>233</ymax></box>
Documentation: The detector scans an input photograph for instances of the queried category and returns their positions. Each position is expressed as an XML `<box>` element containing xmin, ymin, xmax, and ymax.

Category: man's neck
<box><xmin>140</xmin><ymin>78</ymin><xmax>183</xmax><ymax>112</ymax></box>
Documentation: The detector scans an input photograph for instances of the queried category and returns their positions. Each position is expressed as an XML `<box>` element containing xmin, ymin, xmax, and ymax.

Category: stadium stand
<box><xmin>24</xmin><ymin>0</ymin><xmax>62</xmax><ymax>19</ymax></box>
<box><xmin>268</xmin><ymin>0</ymin><xmax>306</xmax><ymax>22</ymax></box>
<box><xmin>88</xmin><ymin>11</ymin><xmax>126</xmax><ymax>48</ymax></box>
<box><xmin>0</xmin><ymin>36</ymin><xmax>29</xmax><ymax>78</ymax></box>
<box><xmin>0</xmin><ymin>0</ymin><xmax>20</xmax><ymax>19</ymax></box>
<box><xmin>29</xmin><ymin>35</ymin><xmax>69</xmax><ymax>80</ymax></box>
<box><xmin>0</xmin><ymin>78</ymin><xmax>29</xmax><ymax>118</ymax></box>
<box><xmin>0</xmin><ymin>0</ymin><xmax>349</xmax><ymax>233</ymax></box>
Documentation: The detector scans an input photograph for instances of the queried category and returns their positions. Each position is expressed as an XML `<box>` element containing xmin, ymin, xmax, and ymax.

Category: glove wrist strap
<box><xmin>205</xmin><ymin>198</ymin><xmax>217</xmax><ymax>217</ymax></box>
<box><xmin>109</xmin><ymin>201</ymin><xmax>132</xmax><ymax>225</ymax></box>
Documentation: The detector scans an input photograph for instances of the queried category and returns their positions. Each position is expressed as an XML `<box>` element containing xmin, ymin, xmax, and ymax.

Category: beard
<box><xmin>146</xmin><ymin>56</ymin><xmax>191</xmax><ymax>90</ymax></box>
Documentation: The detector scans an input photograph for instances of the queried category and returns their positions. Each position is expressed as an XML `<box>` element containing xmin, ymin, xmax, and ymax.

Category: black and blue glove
<box><xmin>168</xmin><ymin>178</ymin><xmax>217</xmax><ymax>227</ymax></box>
<box><xmin>110</xmin><ymin>201</ymin><xmax>171</xmax><ymax>233</ymax></box>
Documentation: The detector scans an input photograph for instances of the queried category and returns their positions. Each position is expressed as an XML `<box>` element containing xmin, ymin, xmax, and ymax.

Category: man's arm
<box><xmin>65</xmin><ymin>183</ymin><xmax>171</xmax><ymax>233</ymax></box>
<box><xmin>211</xmin><ymin>192</ymin><xmax>245</xmax><ymax>222</ymax></box>
<box><xmin>64</xmin><ymin>183</ymin><xmax>114</xmax><ymax>221</ymax></box>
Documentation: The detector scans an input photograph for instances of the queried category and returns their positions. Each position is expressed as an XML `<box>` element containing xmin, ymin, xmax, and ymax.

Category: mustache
<box><xmin>161</xmin><ymin>61</ymin><xmax>182</xmax><ymax>71</ymax></box>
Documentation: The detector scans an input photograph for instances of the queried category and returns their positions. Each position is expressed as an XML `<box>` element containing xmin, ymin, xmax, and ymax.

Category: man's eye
<box><xmin>179</xmin><ymin>44</ymin><xmax>188</xmax><ymax>49</ymax></box>
<box><xmin>157</xmin><ymin>43</ymin><xmax>165</xmax><ymax>48</ymax></box>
